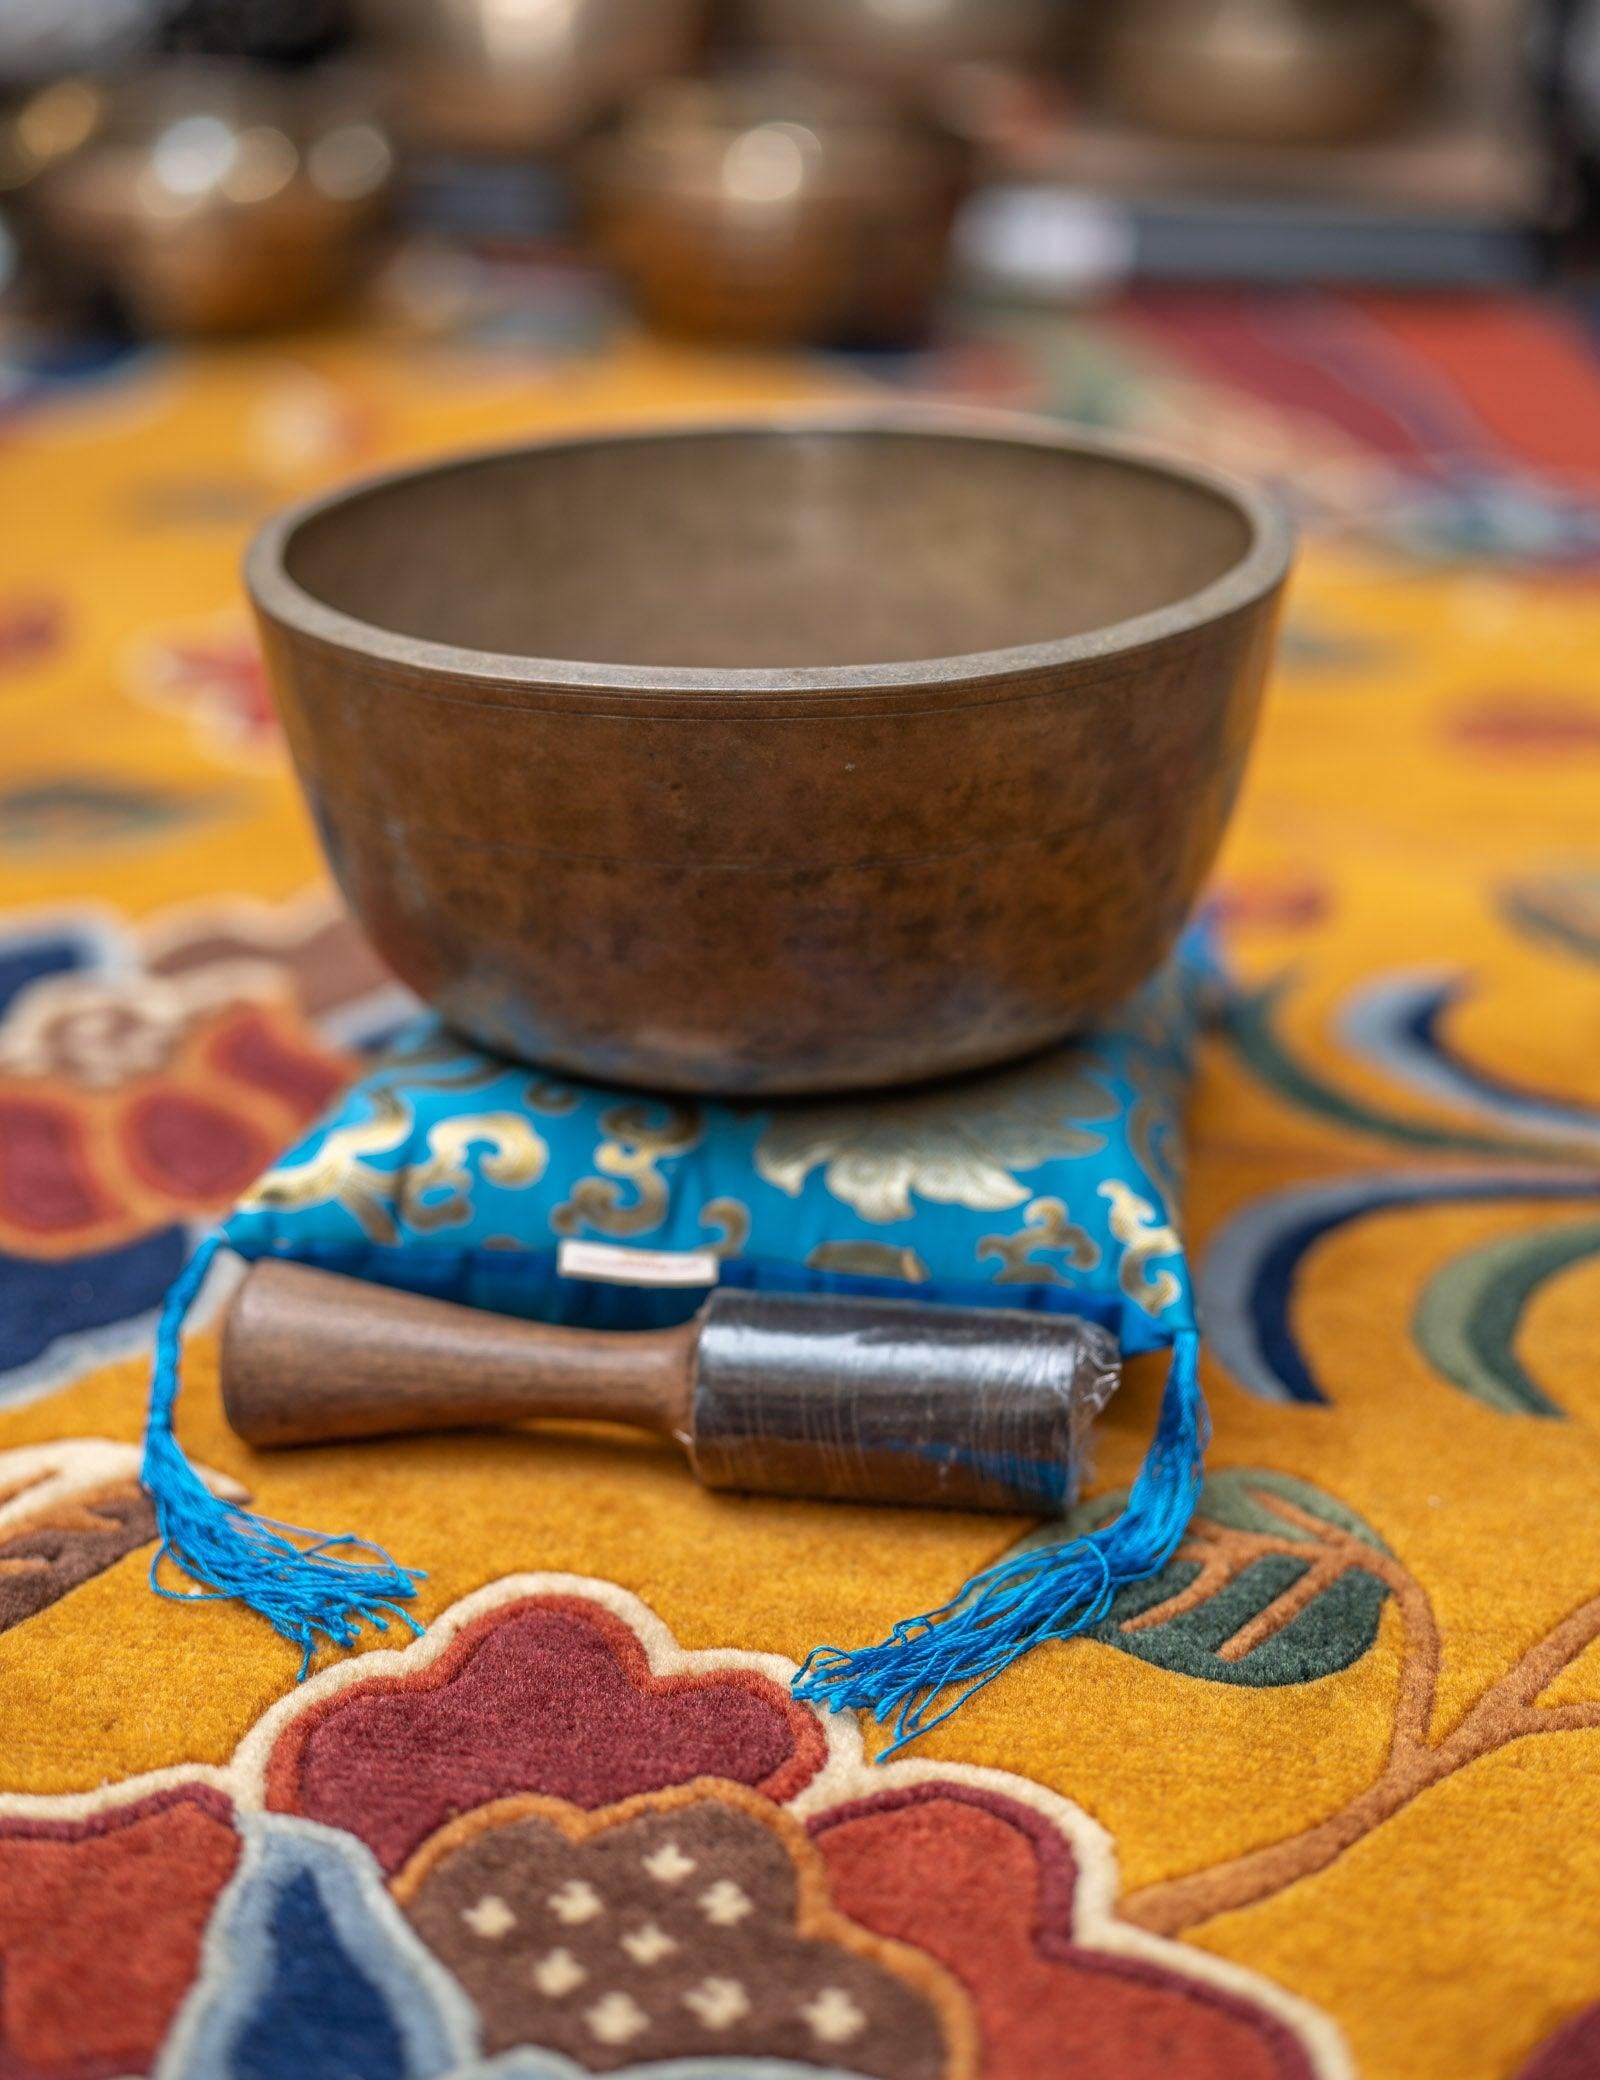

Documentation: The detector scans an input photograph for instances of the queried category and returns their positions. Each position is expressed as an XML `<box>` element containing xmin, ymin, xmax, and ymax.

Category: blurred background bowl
<box><xmin>739</xmin><ymin>0</ymin><xmax>1065</xmax><ymax>108</ymax></box>
<box><xmin>35</xmin><ymin>59</ymin><xmax>394</xmax><ymax>335</ymax></box>
<box><xmin>0</xmin><ymin>0</ymin><xmax>1574</xmax><ymax>338</ymax></box>
<box><xmin>357</xmin><ymin>0</ymin><xmax>710</xmax><ymax>159</ymax></box>
<box><xmin>1097</xmin><ymin>0</ymin><xmax>1439</xmax><ymax>150</ymax></box>
<box><xmin>584</xmin><ymin>72</ymin><xmax>966</xmax><ymax>345</ymax></box>
<box><xmin>248</xmin><ymin>412</ymin><xmax>1292</xmax><ymax>1096</ymax></box>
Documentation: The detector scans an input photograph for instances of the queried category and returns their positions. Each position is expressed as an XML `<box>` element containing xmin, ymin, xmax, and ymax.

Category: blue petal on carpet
<box><xmin>0</xmin><ymin>1226</ymin><xmax>188</xmax><ymax>1408</ymax></box>
<box><xmin>164</xmin><ymin>1813</ymin><xmax>476</xmax><ymax>2080</ymax></box>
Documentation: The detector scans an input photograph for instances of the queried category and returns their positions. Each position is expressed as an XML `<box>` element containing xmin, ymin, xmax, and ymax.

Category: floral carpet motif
<box><xmin>0</xmin><ymin>1573</ymin><xmax>1336</xmax><ymax>2080</ymax></box>
<box><xmin>1</xmin><ymin>297</ymin><xmax>1599</xmax><ymax>2079</ymax></box>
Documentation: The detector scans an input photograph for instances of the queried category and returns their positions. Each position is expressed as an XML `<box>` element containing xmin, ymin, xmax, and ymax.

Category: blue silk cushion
<box><xmin>220</xmin><ymin>942</ymin><xmax>1207</xmax><ymax>1359</ymax></box>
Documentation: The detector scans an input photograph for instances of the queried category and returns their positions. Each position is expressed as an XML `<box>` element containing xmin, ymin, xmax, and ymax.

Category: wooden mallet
<box><xmin>221</xmin><ymin>1261</ymin><xmax>1119</xmax><ymax>1515</ymax></box>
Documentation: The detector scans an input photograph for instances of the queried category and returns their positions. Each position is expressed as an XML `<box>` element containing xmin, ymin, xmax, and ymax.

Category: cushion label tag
<box><xmin>557</xmin><ymin>1239</ymin><xmax>721</xmax><ymax>1288</ymax></box>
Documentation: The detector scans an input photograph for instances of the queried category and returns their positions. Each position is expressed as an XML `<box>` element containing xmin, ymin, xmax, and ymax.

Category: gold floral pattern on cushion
<box><xmin>755</xmin><ymin>1053</ymin><xmax>1119</xmax><ymax>1223</ymax></box>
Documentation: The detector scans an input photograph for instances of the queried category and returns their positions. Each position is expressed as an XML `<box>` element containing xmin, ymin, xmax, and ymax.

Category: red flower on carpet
<box><xmin>1212</xmin><ymin>872</ymin><xmax>1333</xmax><ymax>935</ymax></box>
<box><xmin>0</xmin><ymin>985</ymin><xmax>348</xmax><ymax>1254</ymax></box>
<box><xmin>0</xmin><ymin>1574</ymin><xmax>1350</xmax><ymax>2080</ymax></box>
<box><xmin>264</xmin><ymin>1596</ymin><xmax>828</xmax><ymax>1874</ymax></box>
<box><xmin>0</xmin><ymin>897</ymin><xmax>400</xmax><ymax>1263</ymax></box>
<box><xmin>0</xmin><ymin>1790</ymin><xmax>240</xmax><ymax>2080</ymax></box>
<box><xmin>1516</xmin><ymin>2004</ymin><xmax>1600</xmax><ymax>2080</ymax></box>
<box><xmin>1445</xmin><ymin>695</ymin><xmax>1600</xmax><ymax>756</ymax></box>
<box><xmin>127</xmin><ymin>618</ymin><xmax>279</xmax><ymax>757</ymax></box>
<box><xmin>0</xmin><ymin>897</ymin><xmax>404</xmax><ymax>1397</ymax></box>
<box><xmin>0</xmin><ymin>597</ymin><xmax>65</xmax><ymax>677</ymax></box>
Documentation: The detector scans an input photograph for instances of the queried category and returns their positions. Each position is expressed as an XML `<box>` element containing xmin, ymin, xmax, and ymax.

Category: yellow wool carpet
<box><xmin>1</xmin><ymin>296</ymin><xmax>1598</xmax><ymax>2080</ymax></box>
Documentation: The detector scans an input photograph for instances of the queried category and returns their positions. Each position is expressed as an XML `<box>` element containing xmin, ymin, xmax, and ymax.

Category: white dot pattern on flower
<box><xmin>682</xmin><ymin>1976</ymin><xmax>751</xmax><ymax>2030</ymax></box>
<box><xmin>697</xmin><ymin>1878</ymin><xmax>753</xmax><ymax>1926</ymax></box>
<box><xmin>531</xmin><ymin>1947</ymin><xmax>587</xmax><ymax>1998</ymax></box>
<box><xmin>585</xmin><ymin>1991</ymin><xmax>650</xmax><ymax>2045</ymax></box>
<box><xmin>642</xmin><ymin>1841</ymin><xmax>696</xmax><ymax>1883</ymax></box>
<box><xmin>460</xmin><ymin>1893</ymin><xmax>515</xmax><ymax>1940</ymax></box>
<box><xmin>802</xmin><ymin>1986</ymin><xmax>868</xmax><ymax>2044</ymax></box>
<box><xmin>620</xmin><ymin>1921</ymin><xmax>677</xmax><ymax>1965</ymax></box>
<box><xmin>402</xmin><ymin>1783</ymin><xmax>952</xmax><ymax>2072</ymax></box>
<box><xmin>547</xmin><ymin>1878</ymin><xmax>604</xmax><ymax>1924</ymax></box>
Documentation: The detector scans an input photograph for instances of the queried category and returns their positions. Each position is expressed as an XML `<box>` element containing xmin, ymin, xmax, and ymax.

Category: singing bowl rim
<box><xmin>245</xmin><ymin>405</ymin><xmax>1293</xmax><ymax>701</ymax></box>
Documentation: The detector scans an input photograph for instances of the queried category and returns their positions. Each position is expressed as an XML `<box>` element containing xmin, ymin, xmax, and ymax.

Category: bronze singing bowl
<box><xmin>583</xmin><ymin>76</ymin><xmax>966</xmax><ymax>347</ymax></box>
<box><xmin>247</xmin><ymin>413</ymin><xmax>1291</xmax><ymax>1095</ymax></box>
<box><xmin>356</xmin><ymin>0</ymin><xmax>708</xmax><ymax>158</ymax></box>
<box><xmin>741</xmin><ymin>0</ymin><xmax>1061</xmax><ymax>101</ymax></box>
<box><xmin>1099</xmin><ymin>0</ymin><xmax>1437</xmax><ymax>149</ymax></box>
<box><xmin>35</xmin><ymin>64</ymin><xmax>394</xmax><ymax>337</ymax></box>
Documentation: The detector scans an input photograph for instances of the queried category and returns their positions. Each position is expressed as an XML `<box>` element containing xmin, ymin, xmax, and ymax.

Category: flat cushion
<box><xmin>222</xmin><ymin>941</ymin><xmax>1207</xmax><ymax>1357</ymax></box>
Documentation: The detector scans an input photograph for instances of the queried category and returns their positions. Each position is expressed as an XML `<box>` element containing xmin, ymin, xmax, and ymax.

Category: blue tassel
<box><xmin>793</xmin><ymin>1328</ymin><xmax>1207</xmax><ymax>1755</ymax></box>
<box><xmin>141</xmin><ymin>1234</ymin><xmax>424</xmax><ymax>1677</ymax></box>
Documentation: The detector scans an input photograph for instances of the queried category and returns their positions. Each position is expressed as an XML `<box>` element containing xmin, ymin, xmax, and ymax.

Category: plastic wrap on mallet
<box><xmin>685</xmin><ymin>1290</ymin><xmax>1120</xmax><ymax>1513</ymax></box>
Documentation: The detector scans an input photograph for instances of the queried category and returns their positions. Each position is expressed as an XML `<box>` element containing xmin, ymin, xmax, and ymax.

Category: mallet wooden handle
<box><xmin>221</xmin><ymin>1261</ymin><xmax>1120</xmax><ymax>1515</ymax></box>
<box><xmin>221</xmin><ymin>1261</ymin><xmax>696</xmax><ymax>1448</ymax></box>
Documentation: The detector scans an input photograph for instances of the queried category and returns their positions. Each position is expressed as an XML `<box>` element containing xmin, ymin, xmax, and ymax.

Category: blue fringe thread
<box><xmin>793</xmin><ymin>1327</ymin><xmax>1206</xmax><ymax>1757</ymax></box>
<box><xmin>141</xmin><ymin>1234</ymin><xmax>424</xmax><ymax>1678</ymax></box>
<box><xmin>145</xmin><ymin>1236</ymin><xmax>1202</xmax><ymax>1731</ymax></box>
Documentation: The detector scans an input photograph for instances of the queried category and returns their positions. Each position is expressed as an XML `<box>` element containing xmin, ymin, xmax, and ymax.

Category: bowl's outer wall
<box><xmin>255</xmin><ymin>581</ymin><xmax>1282</xmax><ymax>1096</ymax></box>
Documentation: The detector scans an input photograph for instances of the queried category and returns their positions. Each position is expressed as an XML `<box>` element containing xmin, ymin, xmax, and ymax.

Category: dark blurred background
<box><xmin>1</xmin><ymin>0</ymin><xmax>1596</xmax><ymax>364</ymax></box>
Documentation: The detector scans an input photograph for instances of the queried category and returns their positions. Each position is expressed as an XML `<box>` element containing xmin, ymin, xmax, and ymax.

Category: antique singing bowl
<box><xmin>35</xmin><ymin>64</ymin><xmax>394</xmax><ymax>337</ymax></box>
<box><xmin>740</xmin><ymin>0</ymin><xmax>1061</xmax><ymax>102</ymax></box>
<box><xmin>356</xmin><ymin>0</ymin><xmax>707</xmax><ymax>158</ymax></box>
<box><xmin>584</xmin><ymin>75</ymin><xmax>965</xmax><ymax>346</ymax></box>
<box><xmin>247</xmin><ymin>413</ymin><xmax>1291</xmax><ymax>1096</ymax></box>
<box><xmin>1099</xmin><ymin>0</ymin><xmax>1436</xmax><ymax>148</ymax></box>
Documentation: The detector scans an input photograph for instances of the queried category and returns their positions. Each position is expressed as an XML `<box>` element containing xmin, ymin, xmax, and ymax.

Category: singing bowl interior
<box><xmin>277</xmin><ymin>422</ymin><xmax>1261</xmax><ymax>676</ymax></box>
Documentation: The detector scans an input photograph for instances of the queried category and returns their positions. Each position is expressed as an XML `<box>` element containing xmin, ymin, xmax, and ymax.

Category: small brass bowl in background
<box><xmin>36</xmin><ymin>63</ymin><xmax>394</xmax><ymax>336</ymax></box>
<box><xmin>248</xmin><ymin>412</ymin><xmax>1291</xmax><ymax>1097</ymax></box>
<box><xmin>583</xmin><ymin>74</ymin><xmax>966</xmax><ymax>346</ymax></box>
<box><xmin>355</xmin><ymin>0</ymin><xmax>709</xmax><ymax>159</ymax></box>
<box><xmin>1098</xmin><ymin>0</ymin><xmax>1437</xmax><ymax>149</ymax></box>
<box><xmin>0</xmin><ymin>78</ymin><xmax>115</xmax><ymax>323</ymax></box>
<box><xmin>738</xmin><ymin>0</ymin><xmax>1062</xmax><ymax>105</ymax></box>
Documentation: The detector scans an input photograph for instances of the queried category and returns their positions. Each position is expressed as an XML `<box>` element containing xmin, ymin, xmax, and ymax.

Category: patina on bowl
<box><xmin>246</xmin><ymin>411</ymin><xmax>1292</xmax><ymax>1096</ymax></box>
